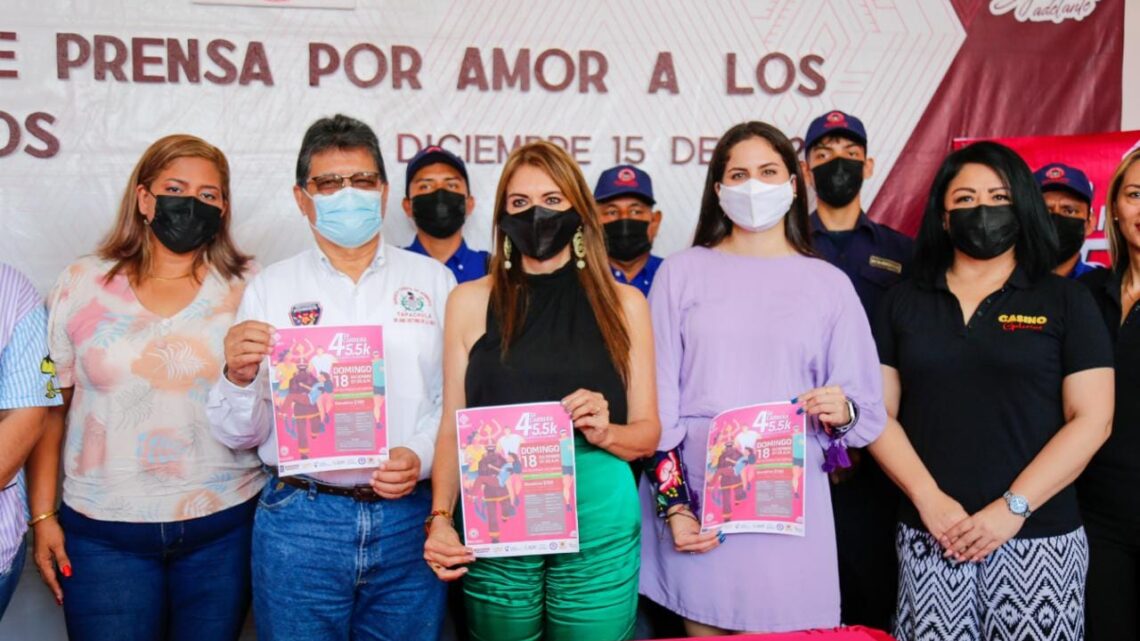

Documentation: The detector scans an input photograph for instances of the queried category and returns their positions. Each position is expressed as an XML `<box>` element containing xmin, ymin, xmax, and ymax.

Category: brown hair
<box><xmin>1106</xmin><ymin>148</ymin><xmax>1140</xmax><ymax>276</ymax></box>
<box><xmin>692</xmin><ymin>121</ymin><xmax>814</xmax><ymax>256</ymax></box>
<box><xmin>97</xmin><ymin>134</ymin><xmax>252</xmax><ymax>284</ymax></box>
<box><xmin>489</xmin><ymin>141</ymin><xmax>631</xmax><ymax>381</ymax></box>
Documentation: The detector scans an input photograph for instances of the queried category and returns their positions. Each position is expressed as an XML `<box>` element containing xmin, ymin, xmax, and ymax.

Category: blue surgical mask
<box><xmin>309</xmin><ymin>187</ymin><xmax>382</xmax><ymax>248</ymax></box>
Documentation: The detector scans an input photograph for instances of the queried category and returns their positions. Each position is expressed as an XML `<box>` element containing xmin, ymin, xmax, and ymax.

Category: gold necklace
<box><xmin>148</xmin><ymin>273</ymin><xmax>193</xmax><ymax>281</ymax></box>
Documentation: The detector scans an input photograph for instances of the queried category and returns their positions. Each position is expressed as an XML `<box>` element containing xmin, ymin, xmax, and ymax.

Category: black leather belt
<box><xmin>277</xmin><ymin>475</ymin><xmax>381</xmax><ymax>502</ymax></box>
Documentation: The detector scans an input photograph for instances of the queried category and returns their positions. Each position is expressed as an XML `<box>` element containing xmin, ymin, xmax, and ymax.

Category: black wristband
<box><xmin>643</xmin><ymin>448</ymin><xmax>692</xmax><ymax>518</ymax></box>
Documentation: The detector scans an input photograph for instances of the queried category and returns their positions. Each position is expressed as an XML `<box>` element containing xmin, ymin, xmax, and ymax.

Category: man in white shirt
<box><xmin>206</xmin><ymin>114</ymin><xmax>456</xmax><ymax>641</ymax></box>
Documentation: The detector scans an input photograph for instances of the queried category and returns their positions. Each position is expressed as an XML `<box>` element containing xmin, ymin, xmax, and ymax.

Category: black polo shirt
<box><xmin>874</xmin><ymin>268</ymin><xmax>1113</xmax><ymax>538</ymax></box>
<box><xmin>1077</xmin><ymin>268</ymin><xmax>1140</xmax><ymax>537</ymax></box>
<box><xmin>810</xmin><ymin>212</ymin><xmax>913</xmax><ymax>319</ymax></box>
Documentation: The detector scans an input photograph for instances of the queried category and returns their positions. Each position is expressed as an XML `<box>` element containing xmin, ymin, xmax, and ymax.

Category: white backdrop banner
<box><xmin>2</xmin><ymin>0</ymin><xmax>1078</xmax><ymax>291</ymax></box>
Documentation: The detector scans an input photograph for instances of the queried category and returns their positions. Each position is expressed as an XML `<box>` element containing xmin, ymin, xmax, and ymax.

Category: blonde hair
<box><xmin>97</xmin><ymin>134</ymin><xmax>251</xmax><ymax>284</ymax></box>
<box><xmin>489</xmin><ymin>141</ymin><xmax>631</xmax><ymax>381</ymax></box>
<box><xmin>1105</xmin><ymin>148</ymin><xmax>1140</xmax><ymax>276</ymax></box>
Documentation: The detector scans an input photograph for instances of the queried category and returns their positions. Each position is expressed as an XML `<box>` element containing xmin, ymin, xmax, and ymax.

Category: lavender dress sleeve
<box><xmin>817</xmin><ymin>278</ymin><xmax>887</xmax><ymax>450</ymax></box>
<box><xmin>648</xmin><ymin>259</ymin><xmax>686</xmax><ymax>452</ymax></box>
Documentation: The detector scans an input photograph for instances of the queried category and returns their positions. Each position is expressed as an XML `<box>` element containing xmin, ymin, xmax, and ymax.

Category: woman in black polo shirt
<box><xmin>1076</xmin><ymin>147</ymin><xmax>1140</xmax><ymax>640</ymax></box>
<box><xmin>869</xmin><ymin>141</ymin><xmax>1114</xmax><ymax>641</ymax></box>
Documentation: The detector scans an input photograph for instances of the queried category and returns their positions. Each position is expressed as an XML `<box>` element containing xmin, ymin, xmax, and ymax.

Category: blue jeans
<box><xmin>0</xmin><ymin>536</ymin><xmax>27</xmax><ymax>618</ymax></box>
<box><xmin>58</xmin><ymin>498</ymin><xmax>255</xmax><ymax>641</ymax></box>
<box><xmin>252</xmin><ymin>478</ymin><xmax>446</xmax><ymax>641</ymax></box>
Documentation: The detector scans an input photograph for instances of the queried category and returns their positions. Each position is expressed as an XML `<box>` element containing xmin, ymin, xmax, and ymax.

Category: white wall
<box><xmin>1125</xmin><ymin>0</ymin><xmax>1140</xmax><ymax>129</ymax></box>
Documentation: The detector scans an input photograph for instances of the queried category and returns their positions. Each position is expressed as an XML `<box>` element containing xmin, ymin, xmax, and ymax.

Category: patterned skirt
<box><xmin>894</xmin><ymin>523</ymin><xmax>1087</xmax><ymax>641</ymax></box>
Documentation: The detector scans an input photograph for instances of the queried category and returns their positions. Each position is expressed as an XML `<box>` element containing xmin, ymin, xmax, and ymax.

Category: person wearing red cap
<box><xmin>1034</xmin><ymin>162</ymin><xmax>1102</xmax><ymax>279</ymax></box>
<box><xmin>403</xmin><ymin>146</ymin><xmax>490</xmax><ymax>284</ymax></box>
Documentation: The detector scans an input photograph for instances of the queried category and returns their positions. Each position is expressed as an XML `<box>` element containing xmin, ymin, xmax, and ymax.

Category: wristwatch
<box><xmin>1002</xmin><ymin>491</ymin><xmax>1032</xmax><ymax>518</ymax></box>
<box><xmin>831</xmin><ymin>399</ymin><xmax>859</xmax><ymax>437</ymax></box>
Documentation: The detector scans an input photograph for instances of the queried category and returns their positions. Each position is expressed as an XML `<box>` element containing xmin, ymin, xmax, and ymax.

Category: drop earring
<box><xmin>503</xmin><ymin>236</ymin><xmax>513</xmax><ymax>270</ymax></box>
<box><xmin>573</xmin><ymin>227</ymin><xmax>586</xmax><ymax>269</ymax></box>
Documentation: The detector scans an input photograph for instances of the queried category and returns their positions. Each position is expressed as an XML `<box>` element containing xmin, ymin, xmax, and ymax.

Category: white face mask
<box><xmin>717</xmin><ymin>178</ymin><xmax>795</xmax><ymax>232</ymax></box>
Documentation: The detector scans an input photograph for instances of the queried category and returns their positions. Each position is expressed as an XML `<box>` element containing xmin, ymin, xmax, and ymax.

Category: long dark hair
<box><xmin>913</xmin><ymin>141</ymin><xmax>1057</xmax><ymax>284</ymax></box>
<box><xmin>692</xmin><ymin>121</ymin><xmax>814</xmax><ymax>256</ymax></box>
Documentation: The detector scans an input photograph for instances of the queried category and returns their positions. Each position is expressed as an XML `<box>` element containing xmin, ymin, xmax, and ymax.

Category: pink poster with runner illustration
<box><xmin>456</xmin><ymin>402</ymin><xmax>579</xmax><ymax>558</ymax></box>
<box><xmin>701</xmin><ymin>401</ymin><xmax>806</xmax><ymax>536</ymax></box>
<box><xmin>268</xmin><ymin>325</ymin><xmax>387</xmax><ymax>476</ymax></box>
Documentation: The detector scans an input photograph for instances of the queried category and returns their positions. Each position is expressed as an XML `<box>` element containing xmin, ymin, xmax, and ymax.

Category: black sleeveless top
<box><xmin>465</xmin><ymin>263</ymin><xmax>628</xmax><ymax>429</ymax></box>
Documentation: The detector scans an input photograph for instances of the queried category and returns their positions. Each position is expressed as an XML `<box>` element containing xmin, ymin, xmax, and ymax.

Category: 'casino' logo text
<box><xmin>998</xmin><ymin>314</ymin><xmax>1048</xmax><ymax>332</ymax></box>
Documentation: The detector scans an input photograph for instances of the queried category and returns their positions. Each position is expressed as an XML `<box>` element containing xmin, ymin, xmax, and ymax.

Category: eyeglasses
<box><xmin>307</xmin><ymin>172</ymin><xmax>383</xmax><ymax>195</ymax></box>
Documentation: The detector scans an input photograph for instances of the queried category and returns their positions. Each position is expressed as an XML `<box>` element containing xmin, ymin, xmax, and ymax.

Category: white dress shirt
<box><xmin>207</xmin><ymin>242</ymin><xmax>456</xmax><ymax>487</ymax></box>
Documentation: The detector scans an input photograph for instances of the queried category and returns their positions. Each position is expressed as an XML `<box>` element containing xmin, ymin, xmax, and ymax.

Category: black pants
<box><xmin>1084</xmin><ymin>510</ymin><xmax>1140</xmax><ymax>641</ymax></box>
<box><xmin>831</xmin><ymin>449</ymin><xmax>900</xmax><ymax>630</ymax></box>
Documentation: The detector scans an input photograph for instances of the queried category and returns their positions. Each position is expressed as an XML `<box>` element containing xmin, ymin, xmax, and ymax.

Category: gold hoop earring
<box><xmin>503</xmin><ymin>236</ymin><xmax>513</xmax><ymax>270</ymax></box>
<box><xmin>573</xmin><ymin>227</ymin><xmax>586</xmax><ymax>269</ymax></box>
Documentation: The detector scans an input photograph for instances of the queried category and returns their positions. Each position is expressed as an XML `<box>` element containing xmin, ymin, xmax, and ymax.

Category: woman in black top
<box><xmin>1076</xmin><ymin>147</ymin><xmax>1140</xmax><ymax>640</ymax></box>
<box><xmin>868</xmin><ymin>141</ymin><xmax>1114</xmax><ymax>641</ymax></box>
<box><xmin>422</xmin><ymin>141</ymin><xmax>660</xmax><ymax>641</ymax></box>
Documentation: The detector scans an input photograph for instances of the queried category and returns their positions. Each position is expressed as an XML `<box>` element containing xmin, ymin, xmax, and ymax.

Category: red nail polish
<box><xmin>61</xmin><ymin>565</ymin><xmax>72</xmax><ymax>578</ymax></box>
<box><xmin>56</xmin><ymin>598</ymin><xmax>62</xmax><ymax>606</ymax></box>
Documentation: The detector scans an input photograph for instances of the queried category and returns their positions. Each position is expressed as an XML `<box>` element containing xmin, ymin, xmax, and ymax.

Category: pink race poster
<box><xmin>701</xmin><ymin>402</ymin><xmax>806</xmax><ymax>536</ymax></box>
<box><xmin>268</xmin><ymin>325</ymin><xmax>387</xmax><ymax>476</ymax></box>
<box><xmin>456</xmin><ymin>402</ymin><xmax>579</xmax><ymax>558</ymax></box>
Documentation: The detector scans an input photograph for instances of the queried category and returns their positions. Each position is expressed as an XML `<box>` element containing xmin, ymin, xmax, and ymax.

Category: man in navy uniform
<box><xmin>1035</xmin><ymin>162</ymin><xmax>1101</xmax><ymax>279</ymax></box>
<box><xmin>593</xmin><ymin>165</ymin><xmax>664</xmax><ymax>297</ymax></box>
<box><xmin>403</xmin><ymin>146</ymin><xmax>489</xmax><ymax>283</ymax></box>
<box><xmin>802</xmin><ymin>110</ymin><xmax>912</xmax><ymax>630</ymax></box>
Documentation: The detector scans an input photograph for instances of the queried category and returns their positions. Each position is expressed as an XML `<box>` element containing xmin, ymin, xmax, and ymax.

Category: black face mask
<box><xmin>603</xmin><ymin>219</ymin><xmax>652</xmax><ymax>262</ymax></box>
<box><xmin>411</xmin><ymin>189</ymin><xmax>467</xmax><ymax>239</ymax></box>
<box><xmin>149</xmin><ymin>195</ymin><xmax>222</xmax><ymax>254</ymax></box>
<box><xmin>499</xmin><ymin>206</ymin><xmax>581</xmax><ymax>261</ymax></box>
<box><xmin>812</xmin><ymin>157</ymin><xmax>864</xmax><ymax>208</ymax></box>
<box><xmin>947</xmin><ymin>205</ymin><xmax>1020</xmax><ymax>260</ymax></box>
<box><xmin>1051</xmin><ymin>215</ymin><xmax>1087</xmax><ymax>262</ymax></box>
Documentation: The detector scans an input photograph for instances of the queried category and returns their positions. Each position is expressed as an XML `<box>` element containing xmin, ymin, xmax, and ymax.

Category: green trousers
<box><xmin>463</xmin><ymin>438</ymin><xmax>640</xmax><ymax>641</ymax></box>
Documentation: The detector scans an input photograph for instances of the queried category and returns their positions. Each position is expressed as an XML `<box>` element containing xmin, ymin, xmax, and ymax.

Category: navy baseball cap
<box><xmin>405</xmin><ymin>146</ymin><xmax>469</xmax><ymax>194</ymax></box>
<box><xmin>804</xmin><ymin>110</ymin><xmax>868</xmax><ymax>153</ymax></box>
<box><xmin>1034</xmin><ymin>163</ymin><xmax>1093</xmax><ymax>204</ymax></box>
<box><xmin>593</xmin><ymin>165</ymin><xmax>655</xmax><ymax>205</ymax></box>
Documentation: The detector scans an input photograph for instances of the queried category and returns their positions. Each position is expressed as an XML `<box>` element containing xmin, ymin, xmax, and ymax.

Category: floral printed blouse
<box><xmin>47</xmin><ymin>256</ymin><xmax>265</xmax><ymax>522</ymax></box>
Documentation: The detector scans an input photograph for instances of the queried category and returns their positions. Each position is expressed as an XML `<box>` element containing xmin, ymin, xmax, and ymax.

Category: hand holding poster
<box><xmin>456</xmin><ymin>402</ymin><xmax>579</xmax><ymax>558</ymax></box>
<box><xmin>702</xmin><ymin>402</ymin><xmax>806</xmax><ymax>536</ymax></box>
<box><xmin>268</xmin><ymin>325</ymin><xmax>387</xmax><ymax>476</ymax></box>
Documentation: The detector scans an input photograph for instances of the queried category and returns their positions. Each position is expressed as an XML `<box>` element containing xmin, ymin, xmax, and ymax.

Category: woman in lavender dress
<box><xmin>639</xmin><ymin>121</ymin><xmax>887</xmax><ymax>635</ymax></box>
